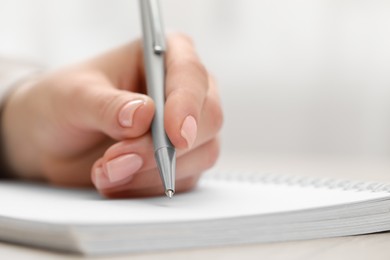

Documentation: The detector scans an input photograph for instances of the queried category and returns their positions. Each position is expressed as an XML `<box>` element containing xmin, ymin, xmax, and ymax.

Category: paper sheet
<box><xmin>0</xmin><ymin>177</ymin><xmax>387</xmax><ymax>224</ymax></box>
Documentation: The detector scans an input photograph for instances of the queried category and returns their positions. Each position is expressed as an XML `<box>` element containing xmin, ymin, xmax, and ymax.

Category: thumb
<box><xmin>65</xmin><ymin>83</ymin><xmax>155</xmax><ymax>140</ymax></box>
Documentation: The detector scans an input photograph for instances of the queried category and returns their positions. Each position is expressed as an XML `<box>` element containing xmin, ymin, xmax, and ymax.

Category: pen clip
<box><xmin>146</xmin><ymin>0</ymin><xmax>166</xmax><ymax>54</ymax></box>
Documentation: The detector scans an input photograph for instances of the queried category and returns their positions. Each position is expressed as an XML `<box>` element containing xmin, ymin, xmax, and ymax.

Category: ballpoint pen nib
<box><xmin>166</xmin><ymin>190</ymin><xmax>174</xmax><ymax>199</ymax></box>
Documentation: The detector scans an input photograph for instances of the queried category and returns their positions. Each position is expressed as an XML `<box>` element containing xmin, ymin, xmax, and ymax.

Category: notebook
<box><xmin>1</xmin><ymin>171</ymin><xmax>390</xmax><ymax>255</ymax></box>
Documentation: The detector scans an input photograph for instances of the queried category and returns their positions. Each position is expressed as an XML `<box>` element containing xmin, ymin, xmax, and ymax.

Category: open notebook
<box><xmin>1</xmin><ymin>171</ymin><xmax>390</xmax><ymax>255</ymax></box>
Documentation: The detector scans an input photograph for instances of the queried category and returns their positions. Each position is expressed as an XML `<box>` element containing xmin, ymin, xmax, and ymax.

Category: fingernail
<box><xmin>106</xmin><ymin>154</ymin><xmax>143</xmax><ymax>183</ymax></box>
<box><xmin>94</xmin><ymin>166</ymin><xmax>110</xmax><ymax>189</ymax></box>
<box><xmin>181</xmin><ymin>115</ymin><xmax>197</xmax><ymax>148</ymax></box>
<box><xmin>94</xmin><ymin>166</ymin><xmax>134</xmax><ymax>190</ymax></box>
<box><xmin>118</xmin><ymin>100</ymin><xmax>145</xmax><ymax>127</ymax></box>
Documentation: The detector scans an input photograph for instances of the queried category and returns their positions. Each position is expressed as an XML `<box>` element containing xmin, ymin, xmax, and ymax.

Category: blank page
<box><xmin>0</xmin><ymin>177</ymin><xmax>388</xmax><ymax>225</ymax></box>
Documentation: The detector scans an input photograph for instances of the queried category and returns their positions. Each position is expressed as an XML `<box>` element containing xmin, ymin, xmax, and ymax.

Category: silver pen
<box><xmin>139</xmin><ymin>0</ymin><xmax>176</xmax><ymax>198</ymax></box>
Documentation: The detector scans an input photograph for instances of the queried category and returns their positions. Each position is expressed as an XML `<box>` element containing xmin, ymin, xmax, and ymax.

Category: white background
<box><xmin>1</xmin><ymin>0</ymin><xmax>390</xmax><ymax>159</ymax></box>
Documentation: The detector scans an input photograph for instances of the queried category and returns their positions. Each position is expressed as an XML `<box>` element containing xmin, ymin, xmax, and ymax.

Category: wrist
<box><xmin>1</xmin><ymin>73</ymin><xmax>43</xmax><ymax>179</ymax></box>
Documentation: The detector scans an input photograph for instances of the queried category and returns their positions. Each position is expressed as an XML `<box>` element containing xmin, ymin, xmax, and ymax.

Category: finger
<box><xmin>85</xmin><ymin>34</ymin><xmax>220</xmax><ymax>148</ymax></box>
<box><xmin>91</xmin><ymin>138</ymin><xmax>220</xmax><ymax>197</ymax></box>
<box><xmin>91</xmin><ymin>88</ymin><xmax>222</xmax><ymax>183</ymax></box>
<box><xmin>164</xmin><ymin>33</ymin><xmax>209</xmax><ymax>149</ymax></box>
<box><xmin>42</xmin><ymin>139</ymin><xmax>114</xmax><ymax>187</ymax></box>
<box><xmin>57</xmin><ymin>78</ymin><xmax>155</xmax><ymax>140</ymax></box>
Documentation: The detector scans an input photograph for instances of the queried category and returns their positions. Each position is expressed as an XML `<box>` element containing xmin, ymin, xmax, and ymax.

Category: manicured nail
<box><xmin>181</xmin><ymin>115</ymin><xmax>197</xmax><ymax>148</ymax></box>
<box><xmin>118</xmin><ymin>100</ymin><xmax>145</xmax><ymax>127</ymax></box>
<box><xmin>94</xmin><ymin>166</ymin><xmax>110</xmax><ymax>189</ymax></box>
<box><xmin>94</xmin><ymin>166</ymin><xmax>134</xmax><ymax>190</ymax></box>
<box><xmin>106</xmin><ymin>154</ymin><xmax>143</xmax><ymax>183</ymax></box>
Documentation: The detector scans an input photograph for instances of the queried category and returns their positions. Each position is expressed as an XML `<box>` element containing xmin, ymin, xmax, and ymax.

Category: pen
<box><xmin>139</xmin><ymin>0</ymin><xmax>176</xmax><ymax>198</ymax></box>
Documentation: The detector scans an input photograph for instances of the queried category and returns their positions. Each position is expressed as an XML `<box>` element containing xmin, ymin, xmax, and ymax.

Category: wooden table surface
<box><xmin>2</xmin><ymin>152</ymin><xmax>390</xmax><ymax>259</ymax></box>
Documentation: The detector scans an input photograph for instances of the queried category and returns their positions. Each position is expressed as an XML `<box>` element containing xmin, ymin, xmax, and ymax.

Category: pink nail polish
<box><xmin>95</xmin><ymin>166</ymin><xmax>135</xmax><ymax>190</ymax></box>
<box><xmin>181</xmin><ymin>115</ymin><xmax>198</xmax><ymax>148</ymax></box>
<box><xmin>106</xmin><ymin>154</ymin><xmax>143</xmax><ymax>183</ymax></box>
<box><xmin>118</xmin><ymin>100</ymin><xmax>145</xmax><ymax>127</ymax></box>
<box><xmin>94</xmin><ymin>166</ymin><xmax>110</xmax><ymax>189</ymax></box>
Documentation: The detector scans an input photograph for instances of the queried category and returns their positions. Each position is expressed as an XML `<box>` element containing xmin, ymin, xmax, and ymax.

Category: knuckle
<box><xmin>96</xmin><ymin>92</ymin><xmax>122</xmax><ymax>123</ymax></box>
<box><xmin>64</xmin><ymin>72</ymin><xmax>100</xmax><ymax>97</ymax></box>
<box><xmin>62</xmin><ymin>79</ymin><xmax>87</xmax><ymax>102</ymax></box>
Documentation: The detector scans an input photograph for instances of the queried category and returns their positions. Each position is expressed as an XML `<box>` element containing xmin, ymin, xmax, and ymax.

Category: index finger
<box><xmin>164</xmin><ymin>33</ymin><xmax>209</xmax><ymax>149</ymax></box>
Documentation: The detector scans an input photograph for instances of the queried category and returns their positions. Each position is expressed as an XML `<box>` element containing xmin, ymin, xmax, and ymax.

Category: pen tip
<box><xmin>166</xmin><ymin>190</ymin><xmax>174</xmax><ymax>199</ymax></box>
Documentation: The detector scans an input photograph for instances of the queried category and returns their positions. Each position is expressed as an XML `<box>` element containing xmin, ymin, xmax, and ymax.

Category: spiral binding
<box><xmin>204</xmin><ymin>170</ymin><xmax>390</xmax><ymax>193</ymax></box>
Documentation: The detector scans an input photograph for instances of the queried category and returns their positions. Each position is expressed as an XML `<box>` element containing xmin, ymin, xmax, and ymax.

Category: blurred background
<box><xmin>1</xmin><ymin>0</ymin><xmax>390</xmax><ymax>168</ymax></box>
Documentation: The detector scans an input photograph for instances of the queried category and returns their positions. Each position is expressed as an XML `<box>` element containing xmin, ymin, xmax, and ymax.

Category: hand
<box><xmin>2</xmin><ymin>34</ymin><xmax>223</xmax><ymax>198</ymax></box>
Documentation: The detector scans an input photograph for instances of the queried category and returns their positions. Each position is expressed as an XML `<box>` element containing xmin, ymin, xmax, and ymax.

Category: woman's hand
<box><xmin>2</xmin><ymin>34</ymin><xmax>223</xmax><ymax>198</ymax></box>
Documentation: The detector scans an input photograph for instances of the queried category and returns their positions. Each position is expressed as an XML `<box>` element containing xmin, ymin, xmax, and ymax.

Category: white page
<box><xmin>0</xmin><ymin>177</ymin><xmax>388</xmax><ymax>225</ymax></box>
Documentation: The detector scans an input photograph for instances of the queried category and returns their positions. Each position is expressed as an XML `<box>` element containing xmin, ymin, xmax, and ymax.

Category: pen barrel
<box><xmin>148</xmin><ymin>59</ymin><xmax>173</xmax><ymax>151</ymax></box>
<box><xmin>139</xmin><ymin>0</ymin><xmax>173</xmax><ymax>151</ymax></box>
<box><xmin>139</xmin><ymin>0</ymin><xmax>176</xmax><ymax>193</ymax></box>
